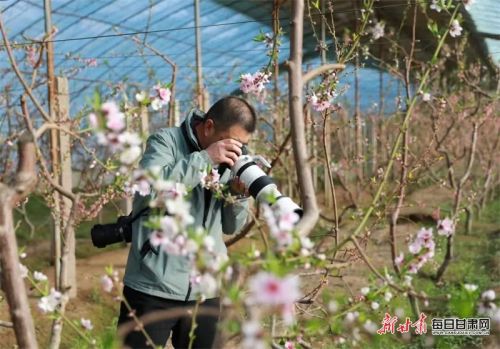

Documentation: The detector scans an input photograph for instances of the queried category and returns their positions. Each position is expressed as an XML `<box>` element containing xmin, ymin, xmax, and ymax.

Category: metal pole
<box><xmin>194</xmin><ymin>0</ymin><xmax>204</xmax><ymax>109</ymax></box>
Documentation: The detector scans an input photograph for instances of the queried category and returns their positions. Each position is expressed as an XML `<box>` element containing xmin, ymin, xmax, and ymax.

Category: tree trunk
<box><xmin>287</xmin><ymin>0</ymin><xmax>319</xmax><ymax>235</ymax></box>
<box><xmin>0</xmin><ymin>133</ymin><xmax>38</xmax><ymax>349</ymax></box>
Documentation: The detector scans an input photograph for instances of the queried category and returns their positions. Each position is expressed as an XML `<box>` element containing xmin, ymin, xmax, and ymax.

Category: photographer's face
<box><xmin>200</xmin><ymin>119</ymin><xmax>251</xmax><ymax>149</ymax></box>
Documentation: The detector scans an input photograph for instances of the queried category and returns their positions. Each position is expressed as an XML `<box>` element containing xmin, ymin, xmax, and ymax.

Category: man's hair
<box><xmin>205</xmin><ymin>96</ymin><xmax>257</xmax><ymax>133</ymax></box>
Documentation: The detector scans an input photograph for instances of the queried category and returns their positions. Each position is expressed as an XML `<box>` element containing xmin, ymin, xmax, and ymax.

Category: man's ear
<box><xmin>204</xmin><ymin>119</ymin><xmax>215</xmax><ymax>137</ymax></box>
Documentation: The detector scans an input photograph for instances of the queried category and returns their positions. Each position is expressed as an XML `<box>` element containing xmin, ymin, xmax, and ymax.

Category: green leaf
<box><xmin>253</xmin><ymin>29</ymin><xmax>266</xmax><ymax>43</ymax></box>
<box><xmin>448</xmin><ymin>289</ymin><xmax>477</xmax><ymax>318</ymax></box>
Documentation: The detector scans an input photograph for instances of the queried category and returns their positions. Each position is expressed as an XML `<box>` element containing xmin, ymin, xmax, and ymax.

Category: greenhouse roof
<box><xmin>0</xmin><ymin>0</ymin><xmax>498</xmax><ymax>120</ymax></box>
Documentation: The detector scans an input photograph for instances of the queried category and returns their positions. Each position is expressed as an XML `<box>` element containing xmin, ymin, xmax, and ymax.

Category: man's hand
<box><xmin>205</xmin><ymin>139</ymin><xmax>242</xmax><ymax>167</ymax></box>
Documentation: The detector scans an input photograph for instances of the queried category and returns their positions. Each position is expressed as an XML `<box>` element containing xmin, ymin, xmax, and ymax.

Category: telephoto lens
<box><xmin>232</xmin><ymin>154</ymin><xmax>303</xmax><ymax>217</ymax></box>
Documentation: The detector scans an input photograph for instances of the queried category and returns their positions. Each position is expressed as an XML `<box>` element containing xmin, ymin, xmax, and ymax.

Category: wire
<box><xmin>0</xmin><ymin>1</ymin><xmax>422</xmax><ymax>48</ymax></box>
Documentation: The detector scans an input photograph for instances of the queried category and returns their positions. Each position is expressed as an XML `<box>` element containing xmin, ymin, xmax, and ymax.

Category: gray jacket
<box><xmin>123</xmin><ymin>109</ymin><xmax>250</xmax><ymax>301</ymax></box>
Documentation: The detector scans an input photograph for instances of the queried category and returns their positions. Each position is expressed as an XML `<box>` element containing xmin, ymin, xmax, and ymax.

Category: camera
<box><xmin>91</xmin><ymin>213</ymin><xmax>136</xmax><ymax>248</ymax></box>
<box><xmin>91</xmin><ymin>146</ymin><xmax>302</xmax><ymax>249</ymax></box>
<box><xmin>229</xmin><ymin>150</ymin><xmax>303</xmax><ymax>217</ymax></box>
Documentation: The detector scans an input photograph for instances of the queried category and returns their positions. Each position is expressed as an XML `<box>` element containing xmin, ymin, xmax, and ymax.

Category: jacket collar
<box><xmin>182</xmin><ymin>108</ymin><xmax>205</xmax><ymax>151</ymax></box>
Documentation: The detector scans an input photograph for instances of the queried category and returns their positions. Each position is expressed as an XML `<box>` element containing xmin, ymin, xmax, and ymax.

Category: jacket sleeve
<box><xmin>221</xmin><ymin>197</ymin><xmax>251</xmax><ymax>235</ymax></box>
<box><xmin>140</xmin><ymin>131</ymin><xmax>213</xmax><ymax>189</ymax></box>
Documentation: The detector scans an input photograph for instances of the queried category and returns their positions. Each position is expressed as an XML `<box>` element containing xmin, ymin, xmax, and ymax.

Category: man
<box><xmin>117</xmin><ymin>96</ymin><xmax>255</xmax><ymax>348</ymax></box>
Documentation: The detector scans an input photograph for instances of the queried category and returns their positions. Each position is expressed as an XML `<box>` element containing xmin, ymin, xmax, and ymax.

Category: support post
<box><xmin>55</xmin><ymin>76</ymin><xmax>76</xmax><ymax>299</ymax></box>
<box><xmin>194</xmin><ymin>0</ymin><xmax>204</xmax><ymax>109</ymax></box>
<box><xmin>44</xmin><ymin>0</ymin><xmax>62</xmax><ymax>288</ymax></box>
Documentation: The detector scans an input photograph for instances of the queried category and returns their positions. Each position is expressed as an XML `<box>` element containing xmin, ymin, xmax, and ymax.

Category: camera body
<box><xmin>91</xmin><ymin>213</ymin><xmax>136</xmax><ymax>248</ymax></box>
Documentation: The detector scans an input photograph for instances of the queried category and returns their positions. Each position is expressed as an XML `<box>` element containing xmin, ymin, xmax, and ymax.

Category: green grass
<box><xmin>327</xmin><ymin>196</ymin><xmax>500</xmax><ymax>349</ymax></box>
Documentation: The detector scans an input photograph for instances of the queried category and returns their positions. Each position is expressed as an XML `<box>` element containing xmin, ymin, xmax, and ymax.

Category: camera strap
<box><xmin>129</xmin><ymin>206</ymin><xmax>150</xmax><ymax>224</ymax></box>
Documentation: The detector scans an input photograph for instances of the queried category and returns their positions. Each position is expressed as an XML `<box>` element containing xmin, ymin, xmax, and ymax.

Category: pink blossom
<box><xmin>408</xmin><ymin>263</ymin><xmax>419</xmax><ymax>274</ymax></box>
<box><xmin>395</xmin><ymin>252</ymin><xmax>404</xmax><ymax>267</ymax></box>
<box><xmin>80</xmin><ymin>318</ymin><xmax>93</xmax><ymax>330</ymax></box>
<box><xmin>423</xmin><ymin>239</ymin><xmax>435</xmax><ymax>251</ymax></box>
<box><xmin>249</xmin><ymin>271</ymin><xmax>300</xmax><ymax>325</ymax></box>
<box><xmin>307</xmin><ymin>90</ymin><xmax>337</xmax><ymax>112</ymax></box>
<box><xmin>160</xmin><ymin>215</ymin><xmax>179</xmax><ymax>236</ymax></box>
<box><xmin>127</xmin><ymin>170</ymin><xmax>151</xmax><ymax>196</ymax></box>
<box><xmin>240</xmin><ymin>71</ymin><xmax>271</xmax><ymax>96</ymax></box>
<box><xmin>101</xmin><ymin>275</ymin><xmax>114</xmax><ymax>293</ymax></box>
<box><xmin>248</xmin><ymin>271</ymin><xmax>300</xmax><ymax>307</ymax></box>
<box><xmin>423</xmin><ymin>248</ymin><xmax>435</xmax><ymax>260</ymax></box>
<box><xmin>241</xmin><ymin>320</ymin><xmax>265</xmax><ymax>349</ymax></box>
<box><xmin>408</xmin><ymin>240</ymin><xmax>422</xmax><ymax>255</ymax></box>
<box><xmin>450</xmin><ymin>20</ymin><xmax>463</xmax><ymax>38</ymax></box>
<box><xmin>85</xmin><ymin>58</ymin><xmax>98</xmax><ymax>67</ymax></box>
<box><xmin>437</xmin><ymin>217</ymin><xmax>455</xmax><ymax>237</ymax></box>
<box><xmin>158</xmin><ymin>87</ymin><xmax>171</xmax><ymax>102</ymax></box>
<box><xmin>88</xmin><ymin>113</ymin><xmax>99</xmax><ymax>128</ymax></box>
<box><xmin>102</xmin><ymin>101</ymin><xmax>125</xmax><ymax>132</ymax></box>
<box><xmin>274</xmin><ymin>230</ymin><xmax>294</xmax><ymax>247</ymax></box>
<box><xmin>284</xmin><ymin>341</ymin><xmax>295</xmax><ymax>349</ymax></box>
<box><xmin>150</xmin><ymin>231</ymin><xmax>169</xmax><ymax>247</ymax></box>
<box><xmin>278</xmin><ymin>211</ymin><xmax>300</xmax><ymax>231</ymax></box>
<box><xmin>200</xmin><ymin>168</ymin><xmax>220</xmax><ymax>189</ymax></box>
<box><xmin>26</xmin><ymin>46</ymin><xmax>37</xmax><ymax>67</ymax></box>
<box><xmin>262</xmin><ymin>204</ymin><xmax>298</xmax><ymax>248</ymax></box>
<box><xmin>417</xmin><ymin>227</ymin><xmax>433</xmax><ymax>243</ymax></box>
<box><xmin>130</xmin><ymin>181</ymin><xmax>150</xmax><ymax>196</ymax></box>
<box><xmin>308</xmin><ymin>93</ymin><xmax>332</xmax><ymax>112</ymax></box>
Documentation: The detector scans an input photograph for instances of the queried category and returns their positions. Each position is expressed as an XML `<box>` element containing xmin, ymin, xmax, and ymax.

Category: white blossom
<box><xmin>450</xmin><ymin>20</ymin><xmax>463</xmax><ymax>38</ymax></box>
<box><xmin>430</xmin><ymin>0</ymin><xmax>442</xmax><ymax>12</ymax></box>
<box><xmin>33</xmin><ymin>271</ymin><xmax>48</xmax><ymax>282</ymax></box>
<box><xmin>80</xmin><ymin>318</ymin><xmax>93</xmax><ymax>331</ymax></box>
<box><xmin>38</xmin><ymin>288</ymin><xmax>62</xmax><ymax>313</ymax></box>
<box><xmin>19</xmin><ymin>263</ymin><xmax>28</xmax><ymax>279</ymax></box>
<box><xmin>370</xmin><ymin>22</ymin><xmax>385</xmax><ymax>40</ymax></box>
<box><xmin>101</xmin><ymin>275</ymin><xmax>114</xmax><ymax>293</ymax></box>
<box><xmin>464</xmin><ymin>284</ymin><xmax>478</xmax><ymax>292</ymax></box>
<box><xmin>482</xmin><ymin>290</ymin><xmax>496</xmax><ymax>301</ymax></box>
